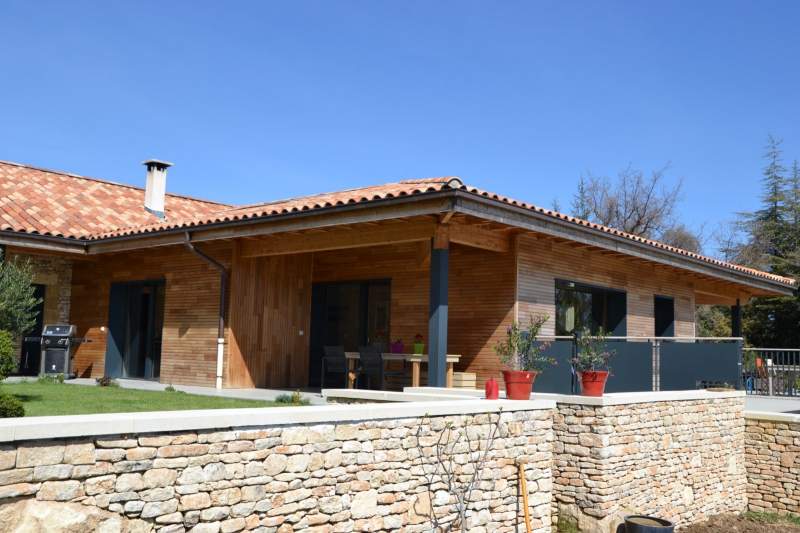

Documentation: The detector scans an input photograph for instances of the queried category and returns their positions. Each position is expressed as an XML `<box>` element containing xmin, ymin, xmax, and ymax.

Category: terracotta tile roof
<box><xmin>0</xmin><ymin>160</ymin><xmax>226</xmax><ymax>239</ymax></box>
<box><xmin>89</xmin><ymin>177</ymin><xmax>464</xmax><ymax>240</ymax></box>
<box><xmin>0</xmin><ymin>160</ymin><xmax>794</xmax><ymax>288</ymax></box>
<box><xmin>454</xmin><ymin>183</ymin><xmax>797</xmax><ymax>288</ymax></box>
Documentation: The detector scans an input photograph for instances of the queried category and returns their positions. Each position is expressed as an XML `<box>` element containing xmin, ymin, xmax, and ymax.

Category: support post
<box><xmin>428</xmin><ymin>226</ymin><xmax>449</xmax><ymax>387</ymax></box>
<box><xmin>731</xmin><ymin>299</ymin><xmax>742</xmax><ymax>338</ymax></box>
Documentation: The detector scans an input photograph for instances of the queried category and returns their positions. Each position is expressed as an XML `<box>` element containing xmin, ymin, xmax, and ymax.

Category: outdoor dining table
<box><xmin>344</xmin><ymin>352</ymin><xmax>461</xmax><ymax>388</ymax></box>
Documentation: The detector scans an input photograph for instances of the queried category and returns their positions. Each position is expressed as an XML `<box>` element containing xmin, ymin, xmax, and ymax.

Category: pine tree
<box><xmin>738</xmin><ymin>136</ymin><xmax>800</xmax><ymax>348</ymax></box>
<box><xmin>571</xmin><ymin>176</ymin><xmax>591</xmax><ymax>220</ymax></box>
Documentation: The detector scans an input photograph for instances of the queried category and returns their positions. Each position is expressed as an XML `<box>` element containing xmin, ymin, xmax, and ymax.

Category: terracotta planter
<box><xmin>502</xmin><ymin>370</ymin><xmax>538</xmax><ymax>400</ymax></box>
<box><xmin>579</xmin><ymin>370</ymin><xmax>609</xmax><ymax>396</ymax></box>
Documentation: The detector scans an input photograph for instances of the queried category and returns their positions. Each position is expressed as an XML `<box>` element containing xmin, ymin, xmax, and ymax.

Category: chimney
<box><xmin>143</xmin><ymin>159</ymin><xmax>172</xmax><ymax>218</ymax></box>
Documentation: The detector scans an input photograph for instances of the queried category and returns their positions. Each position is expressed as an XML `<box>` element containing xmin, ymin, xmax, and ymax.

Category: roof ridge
<box><xmin>0</xmin><ymin>160</ymin><xmax>229</xmax><ymax>207</ymax></box>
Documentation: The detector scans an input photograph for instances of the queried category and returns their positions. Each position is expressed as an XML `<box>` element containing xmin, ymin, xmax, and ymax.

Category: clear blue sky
<box><xmin>1</xmin><ymin>1</ymin><xmax>799</xmax><ymax>254</ymax></box>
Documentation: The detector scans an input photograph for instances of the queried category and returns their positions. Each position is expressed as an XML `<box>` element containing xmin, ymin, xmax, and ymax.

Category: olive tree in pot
<box><xmin>494</xmin><ymin>314</ymin><xmax>555</xmax><ymax>400</ymax></box>
<box><xmin>571</xmin><ymin>327</ymin><xmax>615</xmax><ymax>396</ymax></box>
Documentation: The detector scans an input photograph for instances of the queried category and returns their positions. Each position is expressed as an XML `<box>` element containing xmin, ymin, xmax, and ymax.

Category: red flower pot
<box><xmin>579</xmin><ymin>370</ymin><xmax>609</xmax><ymax>396</ymax></box>
<box><xmin>502</xmin><ymin>370</ymin><xmax>538</xmax><ymax>400</ymax></box>
<box><xmin>485</xmin><ymin>377</ymin><xmax>499</xmax><ymax>400</ymax></box>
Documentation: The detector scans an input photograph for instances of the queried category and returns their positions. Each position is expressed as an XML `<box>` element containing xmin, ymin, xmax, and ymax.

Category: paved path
<box><xmin>745</xmin><ymin>395</ymin><xmax>800</xmax><ymax>414</ymax></box>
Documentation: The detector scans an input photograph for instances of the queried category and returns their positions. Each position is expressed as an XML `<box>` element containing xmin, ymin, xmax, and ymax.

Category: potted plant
<box><xmin>572</xmin><ymin>327</ymin><xmax>614</xmax><ymax>396</ymax></box>
<box><xmin>413</xmin><ymin>334</ymin><xmax>425</xmax><ymax>354</ymax></box>
<box><xmin>390</xmin><ymin>339</ymin><xmax>404</xmax><ymax>354</ymax></box>
<box><xmin>494</xmin><ymin>314</ymin><xmax>554</xmax><ymax>400</ymax></box>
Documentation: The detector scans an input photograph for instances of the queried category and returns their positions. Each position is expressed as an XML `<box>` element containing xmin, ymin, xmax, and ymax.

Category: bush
<box><xmin>0</xmin><ymin>330</ymin><xmax>16</xmax><ymax>381</ymax></box>
<box><xmin>164</xmin><ymin>384</ymin><xmax>176</xmax><ymax>392</ymax></box>
<box><xmin>38</xmin><ymin>373</ymin><xmax>65</xmax><ymax>384</ymax></box>
<box><xmin>0</xmin><ymin>393</ymin><xmax>24</xmax><ymax>418</ymax></box>
<box><xmin>95</xmin><ymin>376</ymin><xmax>119</xmax><ymax>388</ymax></box>
<box><xmin>275</xmin><ymin>390</ymin><xmax>310</xmax><ymax>406</ymax></box>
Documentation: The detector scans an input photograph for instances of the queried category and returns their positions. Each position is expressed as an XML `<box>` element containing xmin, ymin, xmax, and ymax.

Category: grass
<box><xmin>1</xmin><ymin>380</ymin><xmax>281</xmax><ymax>417</ymax></box>
<box><xmin>742</xmin><ymin>511</ymin><xmax>800</xmax><ymax>527</ymax></box>
<box><xmin>556</xmin><ymin>516</ymin><xmax>580</xmax><ymax>533</ymax></box>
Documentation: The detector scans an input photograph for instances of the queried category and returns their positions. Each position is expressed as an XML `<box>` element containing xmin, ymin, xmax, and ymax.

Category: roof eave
<box><xmin>0</xmin><ymin>231</ymin><xmax>87</xmax><ymax>255</ymax></box>
<box><xmin>451</xmin><ymin>191</ymin><xmax>796</xmax><ymax>297</ymax></box>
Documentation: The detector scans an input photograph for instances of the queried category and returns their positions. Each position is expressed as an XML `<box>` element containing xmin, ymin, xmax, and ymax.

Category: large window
<box><xmin>555</xmin><ymin>279</ymin><xmax>627</xmax><ymax>336</ymax></box>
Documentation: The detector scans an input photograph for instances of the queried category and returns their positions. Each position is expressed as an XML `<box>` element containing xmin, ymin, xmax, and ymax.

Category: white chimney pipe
<box><xmin>143</xmin><ymin>159</ymin><xmax>173</xmax><ymax>218</ymax></box>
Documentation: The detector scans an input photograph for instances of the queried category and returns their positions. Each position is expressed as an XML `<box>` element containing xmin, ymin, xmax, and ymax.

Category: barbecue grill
<box><xmin>24</xmin><ymin>324</ymin><xmax>86</xmax><ymax>378</ymax></box>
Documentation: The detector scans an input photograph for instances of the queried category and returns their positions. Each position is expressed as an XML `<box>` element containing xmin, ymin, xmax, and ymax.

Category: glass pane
<box><xmin>366</xmin><ymin>282</ymin><xmax>391</xmax><ymax>351</ymax></box>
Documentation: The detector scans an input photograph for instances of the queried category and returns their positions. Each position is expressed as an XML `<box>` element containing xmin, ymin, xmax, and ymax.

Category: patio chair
<box><xmin>321</xmin><ymin>346</ymin><xmax>352</xmax><ymax>388</ymax></box>
<box><xmin>358</xmin><ymin>345</ymin><xmax>405</xmax><ymax>390</ymax></box>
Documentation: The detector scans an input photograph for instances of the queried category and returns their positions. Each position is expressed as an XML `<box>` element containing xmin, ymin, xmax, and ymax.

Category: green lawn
<box><xmin>1</xmin><ymin>381</ymin><xmax>281</xmax><ymax>417</ymax></box>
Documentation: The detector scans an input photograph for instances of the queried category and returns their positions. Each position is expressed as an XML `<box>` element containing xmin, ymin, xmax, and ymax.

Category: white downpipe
<box><xmin>216</xmin><ymin>338</ymin><xmax>225</xmax><ymax>389</ymax></box>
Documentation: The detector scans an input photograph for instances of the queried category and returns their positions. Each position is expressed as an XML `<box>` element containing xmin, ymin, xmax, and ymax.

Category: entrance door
<box><xmin>19</xmin><ymin>284</ymin><xmax>45</xmax><ymax>376</ymax></box>
<box><xmin>105</xmin><ymin>280</ymin><xmax>165</xmax><ymax>379</ymax></box>
<box><xmin>308</xmin><ymin>279</ymin><xmax>390</xmax><ymax>387</ymax></box>
<box><xmin>654</xmin><ymin>295</ymin><xmax>675</xmax><ymax>337</ymax></box>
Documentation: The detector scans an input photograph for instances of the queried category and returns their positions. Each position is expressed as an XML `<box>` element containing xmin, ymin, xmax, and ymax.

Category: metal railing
<box><xmin>531</xmin><ymin>336</ymin><xmax>743</xmax><ymax>394</ymax></box>
<box><xmin>743</xmin><ymin>348</ymin><xmax>800</xmax><ymax>396</ymax></box>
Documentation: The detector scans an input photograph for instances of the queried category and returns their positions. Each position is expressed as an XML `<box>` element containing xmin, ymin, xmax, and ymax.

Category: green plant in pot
<box><xmin>494</xmin><ymin>314</ymin><xmax>554</xmax><ymax>400</ymax></box>
<box><xmin>571</xmin><ymin>327</ymin><xmax>615</xmax><ymax>396</ymax></box>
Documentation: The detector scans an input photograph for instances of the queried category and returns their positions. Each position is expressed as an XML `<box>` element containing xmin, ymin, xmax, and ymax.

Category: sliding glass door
<box><xmin>308</xmin><ymin>279</ymin><xmax>390</xmax><ymax>387</ymax></box>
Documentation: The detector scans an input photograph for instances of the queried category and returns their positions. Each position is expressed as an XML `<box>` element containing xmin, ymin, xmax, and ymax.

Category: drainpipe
<box><xmin>184</xmin><ymin>232</ymin><xmax>228</xmax><ymax>389</ymax></box>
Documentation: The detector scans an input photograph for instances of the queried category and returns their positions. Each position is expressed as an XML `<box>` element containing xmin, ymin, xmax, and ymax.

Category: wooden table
<box><xmin>344</xmin><ymin>352</ymin><xmax>461</xmax><ymax>388</ymax></box>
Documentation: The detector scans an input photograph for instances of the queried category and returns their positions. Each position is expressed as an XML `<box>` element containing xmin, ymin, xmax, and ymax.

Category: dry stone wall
<box><xmin>0</xmin><ymin>407</ymin><xmax>553</xmax><ymax>533</ymax></box>
<box><xmin>552</xmin><ymin>396</ymin><xmax>746</xmax><ymax>533</ymax></box>
<box><xmin>745</xmin><ymin>413</ymin><xmax>800</xmax><ymax>514</ymax></box>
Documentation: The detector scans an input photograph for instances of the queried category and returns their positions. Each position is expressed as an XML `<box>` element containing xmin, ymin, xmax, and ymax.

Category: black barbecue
<box><xmin>24</xmin><ymin>324</ymin><xmax>86</xmax><ymax>378</ymax></box>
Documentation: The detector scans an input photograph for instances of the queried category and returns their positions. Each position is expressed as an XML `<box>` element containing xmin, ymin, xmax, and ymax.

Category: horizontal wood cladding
<box><xmin>515</xmin><ymin>234</ymin><xmax>696</xmax><ymax>337</ymax></box>
<box><xmin>70</xmin><ymin>243</ymin><xmax>230</xmax><ymax>387</ymax></box>
<box><xmin>226</xmin><ymin>250</ymin><xmax>313</xmax><ymax>388</ymax></box>
<box><xmin>311</xmin><ymin>241</ymin><xmax>516</xmax><ymax>389</ymax></box>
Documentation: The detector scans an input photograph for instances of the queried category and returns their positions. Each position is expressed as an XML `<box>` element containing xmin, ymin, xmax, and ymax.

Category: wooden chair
<box><xmin>321</xmin><ymin>346</ymin><xmax>351</xmax><ymax>388</ymax></box>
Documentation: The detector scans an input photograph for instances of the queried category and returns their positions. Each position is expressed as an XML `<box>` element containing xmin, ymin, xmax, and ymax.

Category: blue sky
<box><xmin>1</xmin><ymin>1</ymin><xmax>798</xmax><ymax>253</ymax></box>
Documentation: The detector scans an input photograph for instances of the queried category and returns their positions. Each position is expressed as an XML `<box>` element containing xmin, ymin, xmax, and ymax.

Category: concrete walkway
<box><xmin>7</xmin><ymin>376</ymin><xmax>327</xmax><ymax>405</ymax></box>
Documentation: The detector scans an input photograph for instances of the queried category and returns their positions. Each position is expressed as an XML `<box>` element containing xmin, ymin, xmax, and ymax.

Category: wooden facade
<box><xmin>70</xmin><ymin>243</ymin><xmax>230</xmax><ymax>386</ymax></box>
<box><xmin>17</xmin><ymin>214</ymin><xmax>780</xmax><ymax>390</ymax></box>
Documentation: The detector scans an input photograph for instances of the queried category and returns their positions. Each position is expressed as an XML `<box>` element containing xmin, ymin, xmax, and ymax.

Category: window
<box><xmin>555</xmin><ymin>279</ymin><xmax>627</xmax><ymax>336</ymax></box>
<box><xmin>654</xmin><ymin>295</ymin><xmax>675</xmax><ymax>337</ymax></box>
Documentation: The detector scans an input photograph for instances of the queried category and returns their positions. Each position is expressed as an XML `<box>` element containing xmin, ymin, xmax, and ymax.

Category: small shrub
<box><xmin>95</xmin><ymin>376</ymin><xmax>119</xmax><ymax>388</ymax></box>
<box><xmin>0</xmin><ymin>393</ymin><xmax>24</xmax><ymax>418</ymax></box>
<box><xmin>0</xmin><ymin>331</ymin><xmax>16</xmax><ymax>381</ymax></box>
<box><xmin>38</xmin><ymin>374</ymin><xmax>64</xmax><ymax>385</ymax></box>
<box><xmin>275</xmin><ymin>390</ymin><xmax>310</xmax><ymax>406</ymax></box>
<box><xmin>556</xmin><ymin>515</ymin><xmax>580</xmax><ymax>533</ymax></box>
<box><xmin>164</xmin><ymin>384</ymin><xmax>176</xmax><ymax>392</ymax></box>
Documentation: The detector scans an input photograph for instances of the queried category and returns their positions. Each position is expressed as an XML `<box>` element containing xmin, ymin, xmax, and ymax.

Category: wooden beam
<box><xmin>433</xmin><ymin>224</ymin><xmax>450</xmax><ymax>250</ymax></box>
<box><xmin>240</xmin><ymin>220</ymin><xmax>436</xmax><ymax>257</ymax></box>
<box><xmin>449</xmin><ymin>223</ymin><xmax>511</xmax><ymax>253</ymax></box>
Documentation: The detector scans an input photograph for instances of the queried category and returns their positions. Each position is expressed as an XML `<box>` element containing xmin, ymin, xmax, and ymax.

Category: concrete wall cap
<box><xmin>403</xmin><ymin>386</ymin><xmax>744</xmax><ymax>405</ymax></box>
<box><xmin>0</xmin><ymin>398</ymin><xmax>555</xmax><ymax>443</ymax></box>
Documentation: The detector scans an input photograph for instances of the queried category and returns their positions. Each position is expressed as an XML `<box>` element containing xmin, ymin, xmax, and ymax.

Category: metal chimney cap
<box><xmin>142</xmin><ymin>159</ymin><xmax>173</xmax><ymax>170</ymax></box>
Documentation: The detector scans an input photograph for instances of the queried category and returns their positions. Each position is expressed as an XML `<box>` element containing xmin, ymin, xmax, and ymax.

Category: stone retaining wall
<box><xmin>0</xmin><ymin>391</ymin><xmax>752</xmax><ymax>533</ymax></box>
<box><xmin>745</xmin><ymin>412</ymin><xmax>800</xmax><ymax>514</ymax></box>
<box><xmin>0</xmin><ymin>402</ymin><xmax>553</xmax><ymax>533</ymax></box>
<box><xmin>552</xmin><ymin>395</ymin><xmax>746</xmax><ymax>533</ymax></box>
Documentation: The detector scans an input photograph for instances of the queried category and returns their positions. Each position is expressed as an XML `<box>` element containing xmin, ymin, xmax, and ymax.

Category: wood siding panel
<box><xmin>311</xmin><ymin>241</ymin><xmax>516</xmax><ymax>389</ymax></box>
<box><xmin>70</xmin><ymin>243</ymin><xmax>229</xmax><ymax>387</ymax></box>
<box><xmin>227</xmin><ymin>252</ymin><xmax>313</xmax><ymax>388</ymax></box>
<box><xmin>516</xmin><ymin>234</ymin><xmax>696</xmax><ymax>337</ymax></box>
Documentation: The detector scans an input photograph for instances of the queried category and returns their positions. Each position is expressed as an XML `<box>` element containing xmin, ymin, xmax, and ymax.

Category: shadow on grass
<box><xmin>10</xmin><ymin>393</ymin><xmax>42</xmax><ymax>402</ymax></box>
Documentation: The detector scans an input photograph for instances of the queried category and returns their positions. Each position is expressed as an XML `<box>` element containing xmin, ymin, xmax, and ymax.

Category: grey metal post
<box><xmin>428</xmin><ymin>246</ymin><xmax>449</xmax><ymax>387</ymax></box>
<box><xmin>731</xmin><ymin>299</ymin><xmax>742</xmax><ymax>338</ymax></box>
